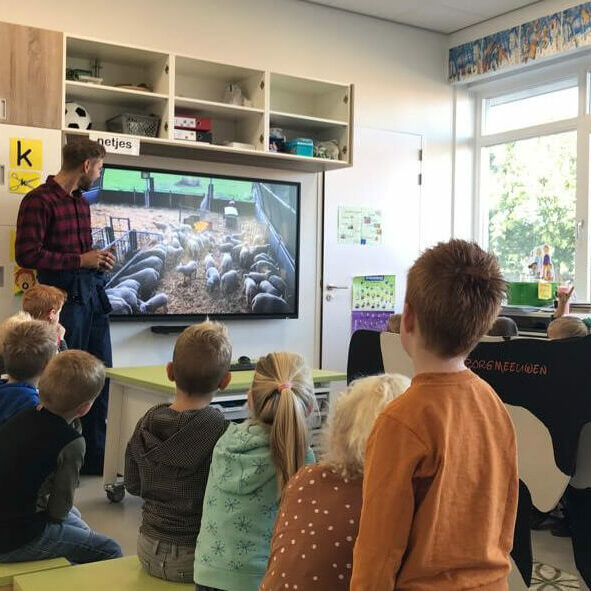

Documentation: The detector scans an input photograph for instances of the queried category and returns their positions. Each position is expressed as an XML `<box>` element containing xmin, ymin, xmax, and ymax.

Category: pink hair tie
<box><xmin>278</xmin><ymin>382</ymin><xmax>292</xmax><ymax>391</ymax></box>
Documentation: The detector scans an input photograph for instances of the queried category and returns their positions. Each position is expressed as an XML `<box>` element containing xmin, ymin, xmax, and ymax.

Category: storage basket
<box><xmin>507</xmin><ymin>281</ymin><xmax>557</xmax><ymax>306</ymax></box>
<box><xmin>106</xmin><ymin>113</ymin><xmax>160</xmax><ymax>137</ymax></box>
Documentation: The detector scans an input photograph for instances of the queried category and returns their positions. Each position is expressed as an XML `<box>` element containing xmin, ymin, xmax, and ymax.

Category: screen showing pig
<box><xmin>84</xmin><ymin>165</ymin><xmax>300</xmax><ymax>319</ymax></box>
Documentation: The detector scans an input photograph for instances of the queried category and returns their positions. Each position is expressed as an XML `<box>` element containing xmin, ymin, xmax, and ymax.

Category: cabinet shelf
<box><xmin>174</xmin><ymin>97</ymin><xmax>264</xmax><ymax>120</ymax></box>
<box><xmin>270</xmin><ymin>111</ymin><xmax>348</xmax><ymax>130</ymax></box>
<box><xmin>66</xmin><ymin>81</ymin><xmax>168</xmax><ymax>108</ymax></box>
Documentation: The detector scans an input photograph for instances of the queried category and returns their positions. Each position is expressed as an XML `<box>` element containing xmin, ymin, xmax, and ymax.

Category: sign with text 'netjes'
<box><xmin>89</xmin><ymin>132</ymin><xmax>140</xmax><ymax>156</ymax></box>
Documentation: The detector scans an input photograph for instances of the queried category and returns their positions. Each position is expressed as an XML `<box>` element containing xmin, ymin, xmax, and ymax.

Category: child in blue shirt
<box><xmin>0</xmin><ymin>319</ymin><xmax>58</xmax><ymax>425</ymax></box>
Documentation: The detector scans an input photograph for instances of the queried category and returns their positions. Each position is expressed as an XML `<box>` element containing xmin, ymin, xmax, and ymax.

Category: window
<box><xmin>472</xmin><ymin>60</ymin><xmax>591</xmax><ymax>299</ymax></box>
<box><xmin>482</xmin><ymin>78</ymin><xmax>578</xmax><ymax>135</ymax></box>
<box><xmin>481</xmin><ymin>132</ymin><xmax>576</xmax><ymax>282</ymax></box>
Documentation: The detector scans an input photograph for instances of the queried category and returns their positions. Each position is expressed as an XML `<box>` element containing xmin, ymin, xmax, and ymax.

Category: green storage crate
<box><xmin>507</xmin><ymin>282</ymin><xmax>557</xmax><ymax>306</ymax></box>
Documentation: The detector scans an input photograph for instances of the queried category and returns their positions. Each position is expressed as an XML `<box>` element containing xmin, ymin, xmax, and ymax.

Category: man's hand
<box><xmin>80</xmin><ymin>249</ymin><xmax>116</xmax><ymax>270</ymax></box>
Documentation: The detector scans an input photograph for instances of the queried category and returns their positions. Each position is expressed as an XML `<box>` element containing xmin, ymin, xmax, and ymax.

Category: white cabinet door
<box><xmin>0</xmin><ymin>125</ymin><xmax>62</xmax><ymax>316</ymax></box>
<box><xmin>321</xmin><ymin>128</ymin><xmax>422</xmax><ymax>372</ymax></box>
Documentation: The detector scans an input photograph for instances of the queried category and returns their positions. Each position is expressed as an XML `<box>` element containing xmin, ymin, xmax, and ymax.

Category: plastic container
<box><xmin>106</xmin><ymin>113</ymin><xmax>160</xmax><ymax>137</ymax></box>
<box><xmin>285</xmin><ymin>138</ymin><xmax>314</xmax><ymax>157</ymax></box>
<box><xmin>507</xmin><ymin>282</ymin><xmax>557</xmax><ymax>306</ymax></box>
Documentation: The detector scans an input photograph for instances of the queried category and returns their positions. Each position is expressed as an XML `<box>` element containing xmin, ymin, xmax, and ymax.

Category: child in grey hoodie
<box><xmin>124</xmin><ymin>322</ymin><xmax>232</xmax><ymax>583</ymax></box>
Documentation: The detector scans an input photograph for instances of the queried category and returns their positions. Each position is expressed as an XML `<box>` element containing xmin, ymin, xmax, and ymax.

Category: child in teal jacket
<box><xmin>194</xmin><ymin>352</ymin><xmax>316</xmax><ymax>591</ymax></box>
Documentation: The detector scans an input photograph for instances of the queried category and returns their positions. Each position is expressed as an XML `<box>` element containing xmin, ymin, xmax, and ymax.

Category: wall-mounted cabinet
<box><xmin>0</xmin><ymin>22</ymin><xmax>63</xmax><ymax>129</ymax></box>
<box><xmin>63</xmin><ymin>35</ymin><xmax>353</xmax><ymax>172</ymax></box>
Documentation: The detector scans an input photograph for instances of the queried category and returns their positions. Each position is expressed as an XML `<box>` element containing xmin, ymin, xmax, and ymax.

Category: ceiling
<box><xmin>298</xmin><ymin>0</ymin><xmax>542</xmax><ymax>33</ymax></box>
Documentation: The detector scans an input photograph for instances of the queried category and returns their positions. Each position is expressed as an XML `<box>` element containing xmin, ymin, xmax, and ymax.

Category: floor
<box><xmin>76</xmin><ymin>476</ymin><xmax>583</xmax><ymax>583</ymax></box>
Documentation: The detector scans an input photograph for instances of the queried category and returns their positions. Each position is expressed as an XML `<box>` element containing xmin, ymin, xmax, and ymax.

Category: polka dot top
<box><xmin>260</xmin><ymin>463</ymin><xmax>362</xmax><ymax>591</ymax></box>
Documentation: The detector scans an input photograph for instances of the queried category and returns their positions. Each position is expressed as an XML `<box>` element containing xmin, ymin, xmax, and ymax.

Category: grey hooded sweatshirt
<box><xmin>124</xmin><ymin>403</ymin><xmax>228</xmax><ymax>547</ymax></box>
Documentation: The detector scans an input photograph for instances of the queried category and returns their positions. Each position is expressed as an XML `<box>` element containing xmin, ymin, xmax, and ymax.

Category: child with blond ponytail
<box><xmin>193</xmin><ymin>352</ymin><xmax>316</xmax><ymax>591</ymax></box>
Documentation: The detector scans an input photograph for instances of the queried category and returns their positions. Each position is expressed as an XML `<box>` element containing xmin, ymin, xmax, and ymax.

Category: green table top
<box><xmin>14</xmin><ymin>556</ymin><xmax>191</xmax><ymax>591</ymax></box>
<box><xmin>106</xmin><ymin>366</ymin><xmax>346</xmax><ymax>395</ymax></box>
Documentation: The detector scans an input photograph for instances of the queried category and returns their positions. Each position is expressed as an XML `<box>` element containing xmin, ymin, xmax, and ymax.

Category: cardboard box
<box><xmin>173</xmin><ymin>129</ymin><xmax>213</xmax><ymax>143</ymax></box>
<box><xmin>174</xmin><ymin>114</ymin><xmax>212</xmax><ymax>131</ymax></box>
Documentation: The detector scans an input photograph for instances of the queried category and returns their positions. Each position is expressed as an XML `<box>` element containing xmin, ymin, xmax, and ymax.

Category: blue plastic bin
<box><xmin>285</xmin><ymin>138</ymin><xmax>314</xmax><ymax>157</ymax></box>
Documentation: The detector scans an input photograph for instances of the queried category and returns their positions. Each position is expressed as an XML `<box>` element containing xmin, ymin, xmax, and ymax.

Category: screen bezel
<box><xmin>93</xmin><ymin>163</ymin><xmax>301</xmax><ymax>322</ymax></box>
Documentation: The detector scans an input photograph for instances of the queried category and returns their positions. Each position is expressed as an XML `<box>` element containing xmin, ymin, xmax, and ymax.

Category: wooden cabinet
<box><xmin>63</xmin><ymin>35</ymin><xmax>354</xmax><ymax>172</ymax></box>
<box><xmin>0</xmin><ymin>22</ymin><xmax>63</xmax><ymax>129</ymax></box>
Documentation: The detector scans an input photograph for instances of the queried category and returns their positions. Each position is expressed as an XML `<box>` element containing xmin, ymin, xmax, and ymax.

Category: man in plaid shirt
<box><xmin>16</xmin><ymin>139</ymin><xmax>116</xmax><ymax>475</ymax></box>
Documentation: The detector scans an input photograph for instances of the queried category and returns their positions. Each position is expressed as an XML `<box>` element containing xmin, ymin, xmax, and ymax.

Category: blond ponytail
<box><xmin>249</xmin><ymin>352</ymin><xmax>315</xmax><ymax>495</ymax></box>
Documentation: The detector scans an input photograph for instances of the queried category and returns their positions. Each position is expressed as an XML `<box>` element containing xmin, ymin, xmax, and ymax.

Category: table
<box><xmin>103</xmin><ymin>366</ymin><xmax>346</xmax><ymax>501</ymax></box>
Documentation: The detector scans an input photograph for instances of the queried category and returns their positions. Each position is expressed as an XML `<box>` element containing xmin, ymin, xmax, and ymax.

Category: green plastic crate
<box><xmin>507</xmin><ymin>282</ymin><xmax>557</xmax><ymax>306</ymax></box>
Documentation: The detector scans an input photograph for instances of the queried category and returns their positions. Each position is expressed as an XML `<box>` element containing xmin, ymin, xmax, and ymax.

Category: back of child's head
<box><xmin>547</xmin><ymin>316</ymin><xmax>589</xmax><ymax>340</ymax></box>
<box><xmin>39</xmin><ymin>350</ymin><xmax>105</xmax><ymax>415</ymax></box>
<box><xmin>488</xmin><ymin>316</ymin><xmax>518</xmax><ymax>339</ymax></box>
<box><xmin>0</xmin><ymin>311</ymin><xmax>33</xmax><ymax>352</ymax></box>
<box><xmin>22</xmin><ymin>284</ymin><xmax>67</xmax><ymax>320</ymax></box>
<box><xmin>405</xmin><ymin>239</ymin><xmax>505</xmax><ymax>358</ymax></box>
<box><xmin>3</xmin><ymin>320</ymin><xmax>57</xmax><ymax>382</ymax></box>
<box><xmin>387</xmin><ymin>314</ymin><xmax>402</xmax><ymax>334</ymax></box>
<box><xmin>250</xmin><ymin>352</ymin><xmax>315</xmax><ymax>493</ymax></box>
<box><xmin>323</xmin><ymin>373</ymin><xmax>410</xmax><ymax>479</ymax></box>
<box><xmin>172</xmin><ymin>321</ymin><xmax>232</xmax><ymax>395</ymax></box>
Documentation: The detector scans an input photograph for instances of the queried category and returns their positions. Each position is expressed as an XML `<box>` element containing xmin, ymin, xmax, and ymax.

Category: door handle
<box><xmin>326</xmin><ymin>284</ymin><xmax>348</xmax><ymax>290</ymax></box>
<box><xmin>0</xmin><ymin>99</ymin><xmax>6</xmax><ymax>121</ymax></box>
<box><xmin>0</xmin><ymin>165</ymin><xmax>4</xmax><ymax>187</ymax></box>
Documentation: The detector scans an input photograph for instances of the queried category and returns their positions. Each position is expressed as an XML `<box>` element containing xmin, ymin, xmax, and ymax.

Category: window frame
<box><xmin>470</xmin><ymin>56</ymin><xmax>591</xmax><ymax>300</ymax></box>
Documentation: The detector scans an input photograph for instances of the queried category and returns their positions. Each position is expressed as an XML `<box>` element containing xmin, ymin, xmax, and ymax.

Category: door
<box><xmin>321</xmin><ymin>127</ymin><xmax>422</xmax><ymax>371</ymax></box>
<box><xmin>0</xmin><ymin>124</ymin><xmax>63</xmax><ymax>316</ymax></box>
<box><xmin>0</xmin><ymin>22</ymin><xmax>63</xmax><ymax>129</ymax></box>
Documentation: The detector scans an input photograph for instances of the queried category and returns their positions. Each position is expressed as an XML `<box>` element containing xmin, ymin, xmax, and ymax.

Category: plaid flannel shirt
<box><xmin>15</xmin><ymin>176</ymin><xmax>91</xmax><ymax>271</ymax></box>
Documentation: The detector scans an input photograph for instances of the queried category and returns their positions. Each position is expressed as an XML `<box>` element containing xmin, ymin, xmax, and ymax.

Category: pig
<box><xmin>125</xmin><ymin>256</ymin><xmax>163</xmax><ymax>276</ymax></box>
<box><xmin>115</xmin><ymin>279</ymin><xmax>140</xmax><ymax>293</ymax></box>
<box><xmin>205</xmin><ymin>267</ymin><xmax>221</xmax><ymax>293</ymax></box>
<box><xmin>239</xmin><ymin>247</ymin><xmax>253</xmax><ymax>269</ymax></box>
<box><xmin>221</xmin><ymin>270</ymin><xmax>240</xmax><ymax>295</ymax></box>
<box><xmin>115</xmin><ymin>268</ymin><xmax>159</xmax><ymax>300</ymax></box>
<box><xmin>108</xmin><ymin>295</ymin><xmax>132</xmax><ymax>315</ymax></box>
<box><xmin>139</xmin><ymin>293</ymin><xmax>168</xmax><ymax>314</ymax></box>
<box><xmin>221</xmin><ymin>253</ymin><xmax>233</xmax><ymax>274</ymax></box>
<box><xmin>259</xmin><ymin>280</ymin><xmax>281</xmax><ymax>297</ymax></box>
<box><xmin>251</xmin><ymin>293</ymin><xmax>290</xmax><ymax>314</ymax></box>
<box><xmin>246</xmin><ymin>272</ymin><xmax>267</xmax><ymax>283</ymax></box>
<box><xmin>176</xmin><ymin>261</ymin><xmax>198</xmax><ymax>283</ymax></box>
<box><xmin>266</xmin><ymin>274</ymin><xmax>288</xmax><ymax>295</ymax></box>
<box><xmin>219</xmin><ymin>242</ymin><xmax>234</xmax><ymax>253</ymax></box>
<box><xmin>254</xmin><ymin>253</ymin><xmax>273</xmax><ymax>263</ymax></box>
<box><xmin>166</xmin><ymin>244</ymin><xmax>184</xmax><ymax>263</ymax></box>
<box><xmin>106</xmin><ymin>287</ymin><xmax>139</xmax><ymax>311</ymax></box>
<box><xmin>231</xmin><ymin>243</ymin><xmax>244</xmax><ymax>264</ymax></box>
<box><xmin>244</xmin><ymin>277</ymin><xmax>258</xmax><ymax>305</ymax></box>
<box><xmin>252</xmin><ymin>244</ymin><xmax>270</xmax><ymax>256</ymax></box>
<box><xmin>136</xmin><ymin>247</ymin><xmax>166</xmax><ymax>264</ymax></box>
<box><xmin>250</xmin><ymin>260</ymin><xmax>279</xmax><ymax>274</ymax></box>
<box><xmin>204</xmin><ymin>253</ymin><xmax>216</xmax><ymax>270</ymax></box>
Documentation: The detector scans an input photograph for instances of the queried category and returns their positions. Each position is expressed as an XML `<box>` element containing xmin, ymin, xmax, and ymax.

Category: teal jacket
<box><xmin>194</xmin><ymin>421</ymin><xmax>314</xmax><ymax>591</ymax></box>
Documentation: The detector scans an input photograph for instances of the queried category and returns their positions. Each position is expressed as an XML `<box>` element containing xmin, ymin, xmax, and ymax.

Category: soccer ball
<box><xmin>65</xmin><ymin>102</ymin><xmax>92</xmax><ymax>129</ymax></box>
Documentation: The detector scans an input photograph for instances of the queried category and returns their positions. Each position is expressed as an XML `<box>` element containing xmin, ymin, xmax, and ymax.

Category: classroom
<box><xmin>0</xmin><ymin>1</ymin><xmax>590</xmax><ymax>590</ymax></box>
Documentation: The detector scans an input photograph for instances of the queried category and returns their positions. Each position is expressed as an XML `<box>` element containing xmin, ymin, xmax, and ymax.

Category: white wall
<box><xmin>1</xmin><ymin>0</ymin><xmax>453</xmax><ymax>367</ymax></box>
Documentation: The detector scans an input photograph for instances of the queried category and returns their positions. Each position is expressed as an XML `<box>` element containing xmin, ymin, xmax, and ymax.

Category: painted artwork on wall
<box><xmin>448</xmin><ymin>40</ymin><xmax>483</xmax><ymax>82</ymax></box>
<box><xmin>448</xmin><ymin>4</ymin><xmax>591</xmax><ymax>82</ymax></box>
<box><xmin>482</xmin><ymin>28</ymin><xmax>520</xmax><ymax>72</ymax></box>
<box><xmin>563</xmin><ymin>3</ymin><xmax>591</xmax><ymax>50</ymax></box>
<box><xmin>521</xmin><ymin>13</ymin><xmax>563</xmax><ymax>62</ymax></box>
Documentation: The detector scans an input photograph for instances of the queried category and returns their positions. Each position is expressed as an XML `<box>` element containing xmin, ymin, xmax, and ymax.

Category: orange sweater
<box><xmin>350</xmin><ymin>370</ymin><xmax>518</xmax><ymax>591</ymax></box>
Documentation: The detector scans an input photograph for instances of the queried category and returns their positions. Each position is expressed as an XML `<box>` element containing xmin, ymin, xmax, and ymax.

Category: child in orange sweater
<box><xmin>351</xmin><ymin>239</ymin><xmax>518</xmax><ymax>591</ymax></box>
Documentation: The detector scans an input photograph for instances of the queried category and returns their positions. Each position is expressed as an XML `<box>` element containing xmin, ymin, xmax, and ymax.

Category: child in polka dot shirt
<box><xmin>260</xmin><ymin>373</ymin><xmax>410</xmax><ymax>591</ymax></box>
<box><xmin>194</xmin><ymin>352</ymin><xmax>316</xmax><ymax>591</ymax></box>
